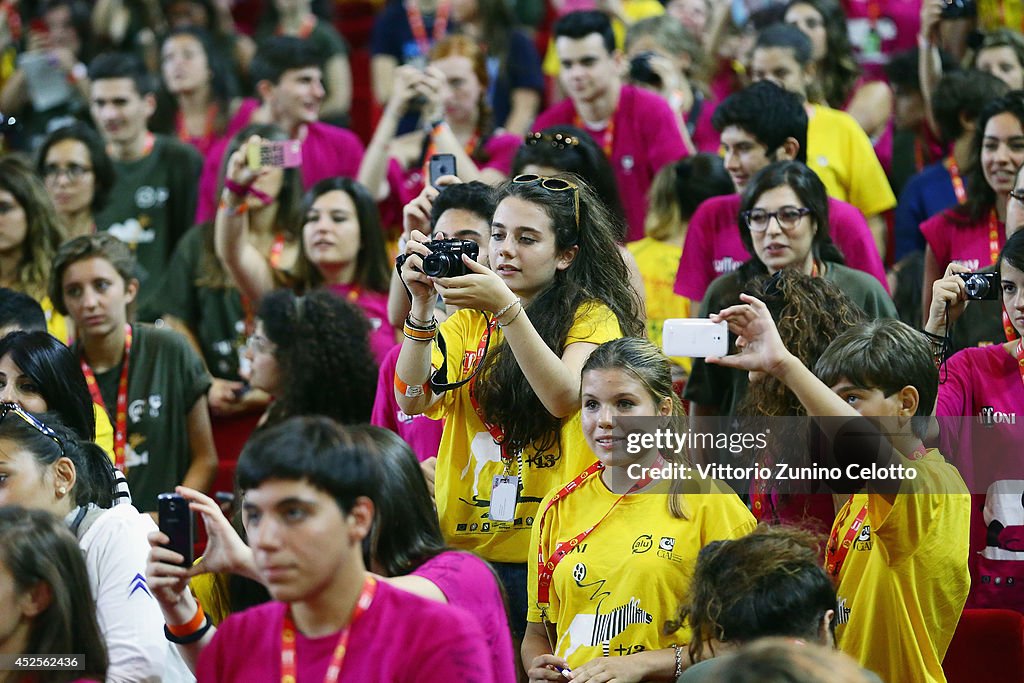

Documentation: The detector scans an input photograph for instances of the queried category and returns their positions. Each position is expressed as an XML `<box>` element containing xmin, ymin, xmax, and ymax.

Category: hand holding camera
<box><xmin>924</xmin><ymin>263</ymin><xmax>978</xmax><ymax>337</ymax></box>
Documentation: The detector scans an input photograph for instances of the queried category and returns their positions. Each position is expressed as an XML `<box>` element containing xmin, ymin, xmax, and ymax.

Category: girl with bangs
<box><xmin>395</xmin><ymin>173</ymin><xmax>643</xmax><ymax>649</ymax></box>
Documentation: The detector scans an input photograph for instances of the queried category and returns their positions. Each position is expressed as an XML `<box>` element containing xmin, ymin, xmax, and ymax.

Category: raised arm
<box><xmin>358</xmin><ymin>65</ymin><xmax>427</xmax><ymax>201</ymax></box>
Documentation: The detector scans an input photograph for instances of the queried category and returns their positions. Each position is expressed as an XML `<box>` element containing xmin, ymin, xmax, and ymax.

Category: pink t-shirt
<box><xmin>687</xmin><ymin>91</ymin><xmax>721</xmax><ymax>155</ymax></box>
<box><xmin>841</xmin><ymin>0</ymin><xmax>921</xmax><ymax>80</ymax></box>
<box><xmin>672</xmin><ymin>194</ymin><xmax>889</xmax><ymax>302</ymax></box>
<box><xmin>195</xmin><ymin>121</ymin><xmax>367</xmax><ymax>224</ymax></box>
<box><xmin>326</xmin><ymin>284</ymin><xmax>397</xmax><ymax>365</ymax></box>
<box><xmin>196</xmin><ymin>580</ymin><xmax>496</xmax><ymax>682</ymax></box>
<box><xmin>371</xmin><ymin>344</ymin><xmax>445</xmax><ymax>462</ymax></box>
<box><xmin>920</xmin><ymin>208</ymin><xmax>1006</xmax><ymax>275</ymax></box>
<box><xmin>533</xmin><ymin>84</ymin><xmax>689</xmax><ymax>241</ymax></box>
<box><xmin>411</xmin><ymin>551</ymin><xmax>516</xmax><ymax>682</ymax></box>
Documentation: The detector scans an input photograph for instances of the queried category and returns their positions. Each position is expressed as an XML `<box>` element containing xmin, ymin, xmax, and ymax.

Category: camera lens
<box><xmin>964</xmin><ymin>274</ymin><xmax>989</xmax><ymax>298</ymax></box>
<box><xmin>422</xmin><ymin>252</ymin><xmax>455</xmax><ymax>278</ymax></box>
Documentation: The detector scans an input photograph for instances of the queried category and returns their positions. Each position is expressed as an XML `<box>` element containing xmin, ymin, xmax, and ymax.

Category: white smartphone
<box><xmin>662</xmin><ymin>319</ymin><xmax>729</xmax><ymax>358</ymax></box>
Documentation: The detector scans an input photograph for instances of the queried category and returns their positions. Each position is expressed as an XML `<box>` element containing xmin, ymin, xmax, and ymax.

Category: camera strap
<box><xmin>429</xmin><ymin>312</ymin><xmax>493</xmax><ymax>394</ymax></box>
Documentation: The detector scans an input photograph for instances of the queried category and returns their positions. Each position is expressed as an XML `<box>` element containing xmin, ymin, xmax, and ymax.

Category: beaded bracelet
<box><xmin>497</xmin><ymin>300</ymin><xmax>523</xmax><ymax>328</ymax></box>
<box><xmin>494</xmin><ymin>298</ymin><xmax>520</xmax><ymax>320</ymax></box>
<box><xmin>672</xmin><ymin>644</ymin><xmax>683</xmax><ymax>677</ymax></box>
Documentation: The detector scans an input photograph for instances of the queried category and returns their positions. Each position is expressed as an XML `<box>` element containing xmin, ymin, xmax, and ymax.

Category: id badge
<box><xmin>490</xmin><ymin>475</ymin><xmax>519</xmax><ymax>522</ymax></box>
<box><xmin>863</xmin><ymin>28</ymin><xmax>881</xmax><ymax>58</ymax></box>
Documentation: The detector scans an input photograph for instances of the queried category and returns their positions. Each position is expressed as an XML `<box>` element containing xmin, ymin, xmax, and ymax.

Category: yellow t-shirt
<box><xmin>977</xmin><ymin>0</ymin><xmax>1023</xmax><ymax>32</ymax></box>
<box><xmin>426</xmin><ymin>302</ymin><xmax>623</xmax><ymax>563</ymax></box>
<box><xmin>627</xmin><ymin>237</ymin><xmax>692</xmax><ymax>373</ymax></box>
<box><xmin>807</xmin><ymin>105</ymin><xmax>896</xmax><ymax>219</ymax></box>
<box><xmin>542</xmin><ymin>0</ymin><xmax>665</xmax><ymax>77</ymax></box>
<box><xmin>833</xmin><ymin>449</ymin><xmax>970</xmax><ymax>683</ymax></box>
<box><xmin>40</xmin><ymin>297</ymin><xmax>70</xmax><ymax>346</ymax></box>
<box><xmin>93</xmin><ymin>403</ymin><xmax>115</xmax><ymax>464</ymax></box>
<box><xmin>526</xmin><ymin>470</ymin><xmax>755</xmax><ymax>668</ymax></box>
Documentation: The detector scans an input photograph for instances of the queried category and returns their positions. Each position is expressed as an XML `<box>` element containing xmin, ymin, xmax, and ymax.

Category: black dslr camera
<box><xmin>959</xmin><ymin>272</ymin><xmax>999</xmax><ymax>300</ymax></box>
<box><xmin>421</xmin><ymin>239</ymin><xmax>480</xmax><ymax>278</ymax></box>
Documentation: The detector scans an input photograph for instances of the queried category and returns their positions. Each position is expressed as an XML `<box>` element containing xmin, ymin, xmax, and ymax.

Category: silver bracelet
<box><xmin>673</xmin><ymin>643</ymin><xmax>683</xmax><ymax>677</ymax></box>
<box><xmin>494</xmin><ymin>298</ymin><xmax>520</xmax><ymax>320</ymax></box>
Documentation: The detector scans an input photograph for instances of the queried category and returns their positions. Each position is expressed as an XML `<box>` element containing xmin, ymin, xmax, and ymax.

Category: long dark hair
<box><xmin>513</xmin><ymin>125</ymin><xmax>627</xmax><ymax>236</ymax></box>
<box><xmin>474</xmin><ymin>175</ymin><xmax>645</xmax><ymax>455</ymax></box>
<box><xmin>784</xmin><ymin>0</ymin><xmax>859</xmax><ymax>107</ymax></box>
<box><xmin>294</xmin><ymin>178</ymin><xmax>391</xmax><ymax>294</ymax></box>
<box><xmin>151</xmin><ymin>26</ymin><xmax>239</xmax><ymax>136</ymax></box>
<box><xmin>957</xmin><ymin>93</ymin><xmax>1024</xmax><ymax>223</ymax></box>
<box><xmin>0</xmin><ymin>507</ymin><xmax>108</xmax><ymax>681</ymax></box>
<box><xmin>0</xmin><ymin>156</ymin><xmax>65</xmax><ymax>300</ymax></box>
<box><xmin>0</xmin><ymin>412</ymin><xmax>115</xmax><ymax>509</ymax></box>
<box><xmin>257</xmin><ymin>289</ymin><xmax>378</xmax><ymax>426</ymax></box>
<box><xmin>1000</xmin><ymin>230</ymin><xmax>1024</xmax><ymax>341</ymax></box>
<box><xmin>35</xmin><ymin>122</ymin><xmax>116</xmax><ymax>214</ymax></box>
<box><xmin>0</xmin><ymin>332</ymin><xmax>95</xmax><ymax>441</ymax></box>
<box><xmin>736</xmin><ymin>161</ymin><xmax>845</xmax><ymax>283</ymax></box>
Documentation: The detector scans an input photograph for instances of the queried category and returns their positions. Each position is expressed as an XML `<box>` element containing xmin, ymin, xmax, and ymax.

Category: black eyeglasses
<box><xmin>0</xmin><ymin>402</ymin><xmax>65</xmax><ymax>457</ymax></box>
<box><xmin>512</xmin><ymin>174</ymin><xmax>580</xmax><ymax>230</ymax></box>
<box><xmin>1010</xmin><ymin>188</ymin><xmax>1024</xmax><ymax>205</ymax></box>
<box><xmin>742</xmin><ymin>206</ymin><xmax>812</xmax><ymax>233</ymax></box>
<box><xmin>525</xmin><ymin>132</ymin><xmax>579</xmax><ymax>150</ymax></box>
<box><xmin>42</xmin><ymin>163</ymin><xmax>93</xmax><ymax>183</ymax></box>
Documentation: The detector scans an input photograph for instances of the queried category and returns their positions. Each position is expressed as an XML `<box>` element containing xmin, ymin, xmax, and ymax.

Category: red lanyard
<box><xmin>825</xmin><ymin>499</ymin><xmax>868</xmax><ymax>579</ymax></box>
<box><xmin>467</xmin><ymin>319</ymin><xmax>513</xmax><ymax>463</ymax></box>
<box><xmin>574</xmin><ymin>114</ymin><xmax>615</xmax><ymax>158</ymax></box>
<box><xmin>80</xmin><ymin>324</ymin><xmax>132</xmax><ymax>472</ymax></box>
<box><xmin>269</xmin><ymin>233</ymin><xmax>286</xmax><ymax>269</ymax></box>
<box><xmin>175</xmin><ymin>103</ymin><xmax>218</xmax><ymax>148</ymax></box>
<box><xmin>280</xmin><ymin>575</ymin><xmax>377</xmax><ymax>683</ymax></box>
<box><xmin>945</xmin><ymin>156</ymin><xmax>967</xmax><ymax>205</ymax></box>
<box><xmin>1016</xmin><ymin>339</ymin><xmax>1024</xmax><ymax>387</ymax></box>
<box><xmin>535</xmin><ymin>458</ymin><xmax>660</xmax><ymax>606</ymax></box>
<box><xmin>988</xmin><ymin>209</ymin><xmax>1002</xmax><ymax>266</ymax></box>
<box><xmin>406</xmin><ymin>0</ymin><xmax>450</xmax><ymax>58</ymax></box>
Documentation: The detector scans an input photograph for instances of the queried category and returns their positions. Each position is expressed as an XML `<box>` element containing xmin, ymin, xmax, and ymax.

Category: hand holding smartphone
<box><xmin>158</xmin><ymin>493</ymin><xmax>194</xmax><ymax>568</ymax></box>
<box><xmin>428</xmin><ymin>153</ymin><xmax>457</xmax><ymax>188</ymax></box>
<box><xmin>662</xmin><ymin>319</ymin><xmax>729</xmax><ymax>358</ymax></box>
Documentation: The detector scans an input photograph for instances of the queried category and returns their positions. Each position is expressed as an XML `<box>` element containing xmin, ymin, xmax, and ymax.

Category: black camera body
<box><xmin>959</xmin><ymin>271</ymin><xmax>999</xmax><ymax>300</ymax></box>
<box><xmin>941</xmin><ymin>0</ymin><xmax>976</xmax><ymax>19</ymax></box>
<box><xmin>629</xmin><ymin>52</ymin><xmax>662</xmax><ymax>89</ymax></box>
<box><xmin>422</xmin><ymin>239</ymin><xmax>480</xmax><ymax>278</ymax></box>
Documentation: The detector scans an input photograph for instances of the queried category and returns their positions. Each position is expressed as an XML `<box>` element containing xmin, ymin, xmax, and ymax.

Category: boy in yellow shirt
<box><xmin>711</xmin><ymin>295</ymin><xmax>970</xmax><ymax>683</ymax></box>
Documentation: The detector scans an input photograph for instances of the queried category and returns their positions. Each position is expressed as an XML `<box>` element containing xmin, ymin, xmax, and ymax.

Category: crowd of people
<box><xmin>0</xmin><ymin>0</ymin><xmax>1023</xmax><ymax>681</ymax></box>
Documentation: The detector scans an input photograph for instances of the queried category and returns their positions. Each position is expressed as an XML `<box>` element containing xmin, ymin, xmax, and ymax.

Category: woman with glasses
<box><xmin>243</xmin><ymin>289</ymin><xmax>377</xmax><ymax>428</ymax></box>
<box><xmin>920</xmin><ymin>94</ymin><xmax>1024</xmax><ymax>320</ymax></box>
<box><xmin>0</xmin><ymin>405</ymin><xmax>183</xmax><ymax>680</ymax></box>
<box><xmin>49</xmin><ymin>233</ymin><xmax>218</xmax><ymax>515</ymax></box>
<box><xmin>395</xmin><ymin>172</ymin><xmax>644</xmax><ymax>652</ymax></box>
<box><xmin>35</xmin><ymin>122</ymin><xmax>116</xmax><ymax>240</ymax></box>
<box><xmin>0</xmin><ymin>155</ymin><xmax>69</xmax><ymax>344</ymax></box>
<box><xmin>524</xmin><ymin>338</ymin><xmax>755</xmax><ymax>681</ymax></box>
<box><xmin>0</xmin><ymin>506</ymin><xmax>109</xmax><ymax>682</ymax></box>
<box><xmin>685</xmin><ymin>161</ymin><xmax>895</xmax><ymax>419</ymax></box>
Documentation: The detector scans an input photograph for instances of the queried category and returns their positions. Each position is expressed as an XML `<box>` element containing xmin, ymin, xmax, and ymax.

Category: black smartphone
<box><xmin>428</xmin><ymin>153</ymin><xmax>457</xmax><ymax>188</ymax></box>
<box><xmin>158</xmin><ymin>493</ymin><xmax>194</xmax><ymax>567</ymax></box>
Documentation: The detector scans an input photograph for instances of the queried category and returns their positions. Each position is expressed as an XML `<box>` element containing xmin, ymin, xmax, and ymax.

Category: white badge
<box><xmin>490</xmin><ymin>475</ymin><xmax>519</xmax><ymax>522</ymax></box>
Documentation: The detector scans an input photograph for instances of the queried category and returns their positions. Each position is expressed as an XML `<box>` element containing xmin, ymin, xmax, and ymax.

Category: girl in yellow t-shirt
<box><xmin>524</xmin><ymin>337</ymin><xmax>756</xmax><ymax>680</ymax></box>
<box><xmin>395</xmin><ymin>175</ymin><xmax>644</xmax><ymax>642</ymax></box>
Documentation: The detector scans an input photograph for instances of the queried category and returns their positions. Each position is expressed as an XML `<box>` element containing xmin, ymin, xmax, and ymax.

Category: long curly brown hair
<box><xmin>737</xmin><ymin>270</ymin><xmax>867</xmax><ymax>418</ymax></box>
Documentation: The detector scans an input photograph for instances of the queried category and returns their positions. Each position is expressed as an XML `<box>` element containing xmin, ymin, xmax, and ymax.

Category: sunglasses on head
<box><xmin>0</xmin><ymin>402</ymin><xmax>65</xmax><ymax>457</ymax></box>
<box><xmin>512</xmin><ymin>174</ymin><xmax>580</xmax><ymax>231</ymax></box>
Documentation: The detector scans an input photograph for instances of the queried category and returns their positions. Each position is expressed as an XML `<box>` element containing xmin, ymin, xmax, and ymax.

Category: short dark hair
<box><xmin>678</xmin><ymin>525</ymin><xmax>836</xmax><ymax>662</ymax></box>
<box><xmin>35</xmin><ymin>122</ymin><xmax>116</xmax><ymax>214</ymax></box>
<box><xmin>236</xmin><ymin>416</ymin><xmax>383</xmax><ymax>515</ymax></box>
<box><xmin>552</xmin><ymin>10</ymin><xmax>616</xmax><ymax>55</ymax></box>
<box><xmin>675</xmin><ymin>153</ymin><xmax>734</xmax><ymax>218</ymax></box>
<box><xmin>738</xmin><ymin>161</ymin><xmax>843</xmax><ymax>272</ymax></box>
<box><xmin>0</xmin><ymin>289</ymin><xmax>46</xmax><ymax>332</ymax></box>
<box><xmin>249</xmin><ymin>36</ymin><xmax>323</xmax><ymax>90</ymax></box>
<box><xmin>712</xmin><ymin>81</ymin><xmax>808</xmax><ymax>164</ymax></box>
<box><xmin>430</xmin><ymin>181</ymin><xmax>497</xmax><ymax>228</ymax></box>
<box><xmin>755</xmin><ymin>23</ymin><xmax>814</xmax><ymax>66</ymax></box>
<box><xmin>0</xmin><ymin>331</ymin><xmax>96</xmax><ymax>441</ymax></box>
<box><xmin>49</xmin><ymin>234</ymin><xmax>137</xmax><ymax>316</ymax></box>
<box><xmin>87</xmin><ymin>52</ymin><xmax>154</xmax><ymax>95</ymax></box>
<box><xmin>932</xmin><ymin>70</ymin><xmax>1009</xmax><ymax>144</ymax></box>
<box><xmin>813</xmin><ymin>319</ymin><xmax>937</xmax><ymax>439</ymax></box>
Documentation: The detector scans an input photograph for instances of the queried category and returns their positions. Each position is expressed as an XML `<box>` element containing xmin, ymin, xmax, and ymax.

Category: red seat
<box><xmin>942</xmin><ymin>608</ymin><xmax>1024</xmax><ymax>683</ymax></box>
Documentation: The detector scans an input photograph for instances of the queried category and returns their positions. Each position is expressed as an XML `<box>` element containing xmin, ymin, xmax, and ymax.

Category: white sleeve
<box><xmin>80</xmin><ymin>507</ymin><xmax>186</xmax><ymax>683</ymax></box>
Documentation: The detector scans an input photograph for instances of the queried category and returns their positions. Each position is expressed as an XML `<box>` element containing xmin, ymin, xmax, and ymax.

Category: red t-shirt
<box><xmin>533</xmin><ymin>84</ymin><xmax>689</xmax><ymax>241</ymax></box>
<box><xmin>672</xmin><ymin>194</ymin><xmax>889</xmax><ymax>302</ymax></box>
<box><xmin>920</xmin><ymin>208</ymin><xmax>1006</xmax><ymax>275</ymax></box>
<box><xmin>196</xmin><ymin>580</ymin><xmax>496</xmax><ymax>682</ymax></box>
<box><xmin>371</xmin><ymin>344</ymin><xmax>445</xmax><ymax>462</ymax></box>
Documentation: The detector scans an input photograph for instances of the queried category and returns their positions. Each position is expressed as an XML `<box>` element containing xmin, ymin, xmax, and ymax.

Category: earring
<box><xmin>58</xmin><ymin>486</ymin><xmax>67</xmax><ymax>496</ymax></box>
